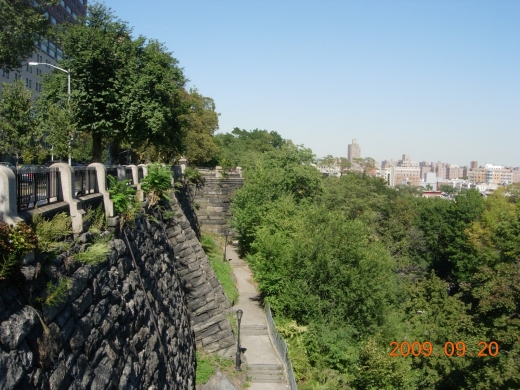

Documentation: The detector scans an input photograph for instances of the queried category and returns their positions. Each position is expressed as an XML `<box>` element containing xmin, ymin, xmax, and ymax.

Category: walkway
<box><xmin>228</xmin><ymin>246</ymin><xmax>289</xmax><ymax>390</ymax></box>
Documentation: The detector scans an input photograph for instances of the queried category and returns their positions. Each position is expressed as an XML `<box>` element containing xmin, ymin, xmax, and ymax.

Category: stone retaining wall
<box><xmin>191</xmin><ymin>178</ymin><xmax>244</xmax><ymax>235</ymax></box>
<box><xmin>0</xmin><ymin>210</ymin><xmax>196</xmax><ymax>389</ymax></box>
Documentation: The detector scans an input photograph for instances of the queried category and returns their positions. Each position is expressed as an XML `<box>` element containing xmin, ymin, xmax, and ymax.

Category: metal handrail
<box><xmin>264</xmin><ymin>304</ymin><xmax>298</xmax><ymax>390</ymax></box>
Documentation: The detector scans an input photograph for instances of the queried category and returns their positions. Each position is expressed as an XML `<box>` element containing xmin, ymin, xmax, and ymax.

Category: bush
<box><xmin>73</xmin><ymin>242</ymin><xmax>109</xmax><ymax>264</ymax></box>
<box><xmin>0</xmin><ymin>222</ymin><xmax>38</xmax><ymax>278</ymax></box>
<box><xmin>140</xmin><ymin>163</ymin><xmax>172</xmax><ymax>206</ymax></box>
<box><xmin>37</xmin><ymin>278</ymin><xmax>70</xmax><ymax>307</ymax></box>
<box><xmin>107</xmin><ymin>175</ymin><xmax>140</xmax><ymax>226</ymax></box>
<box><xmin>32</xmin><ymin>212</ymin><xmax>72</xmax><ymax>254</ymax></box>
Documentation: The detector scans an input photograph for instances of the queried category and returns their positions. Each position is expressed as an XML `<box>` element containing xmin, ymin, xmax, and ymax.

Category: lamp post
<box><xmin>223</xmin><ymin>231</ymin><xmax>229</xmax><ymax>262</ymax></box>
<box><xmin>236</xmin><ymin>309</ymin><xmax>243</xmax><ymax>371</ymax></box>
<box><xmin>29</xmin><ymin>62</ymin><xmax>72</xmax><ymax>165</ymax></box>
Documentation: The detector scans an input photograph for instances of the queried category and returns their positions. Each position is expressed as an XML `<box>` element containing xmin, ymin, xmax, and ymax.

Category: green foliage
<box><xmin>0</xmin><ymin>221</ymin><xmax>38</xmax><ymax>279</ymax></box>
<box><xmin>107</xmin><ymin>176</ymin><xmax>140</xmax><ymax>226</ymax></box>
<box><xmin>179</xmin><ymin>89</ymin><xmax>220</xmax><ymax>165</ymax></box>
<box><xmin>0</xmin><ymin>0</ymin><xmax>57</xmax><ymax>71</ymax></box>
<box><xmin>84</xmin><ymin>204</ymin><xmax>107</xmax><ymax>234</ymax></box>
<box><xmin>73</xmin><ymin>242</ymin><xmax>109</xmax><ymax>265</ymax></box>
<box><xmin>183</xmin><ymin>166</ymin><xmax>205</xmax><ymax>187</ymax></box>
<box><xmin>195</xmin><ymin>351</ymin><xmax>215</xmax><ymax>385</ymax></box>
<box><xmin>0</xmin><ymin>80</ymin><xmax>41</xmax><ymax>165</ymax></box>
<box><xmin>38</xmin><ymin>278</ymin><xmax>70</xmax><ymax>308</ymax></box>
<box><xmin>140</xmin><ymin>163</ymin><xmax>172</xmax><ymax>205</ymax></box>
<box><xmin>36</xmin><ymin>99</ymin><xmax>76</xmax><ymax>161</ymax></box>
<box><xmin>32</xmin><ymin>212</ymin><xmax>72</xmax><ymax>254</ymax></box>
<box><xmin>201</xmin><ymin>234</ymin><xmax>239</xmax><ymax>305</ymax></box>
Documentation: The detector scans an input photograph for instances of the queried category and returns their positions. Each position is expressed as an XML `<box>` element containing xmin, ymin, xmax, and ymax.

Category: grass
<box><xmin>196</xmin><ymin>350</ymin><xmax>215</xmax><ymax>385</ymax></box>
<box><xmin>195</xmin><ymin>349</ymin><xmax>249</xmax><ymax>388</ymax></box>
<box><xmin>73</xmin><ymin>242</ymin><xmax>110</xmax><ymax>264</ymax></box>
<box><xmin>201</xmin><ymin>233</ymin><xmax>239</xmax><ymax>305</ymax></box>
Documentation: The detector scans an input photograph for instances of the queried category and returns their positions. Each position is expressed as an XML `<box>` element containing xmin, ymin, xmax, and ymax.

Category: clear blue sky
<box><xmin>103</xmin><ymin>0</ymin><xmax>519</xmax><ymax>167</ymax></box>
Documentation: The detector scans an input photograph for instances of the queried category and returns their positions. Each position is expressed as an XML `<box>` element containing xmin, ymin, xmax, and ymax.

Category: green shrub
<box><xmin>140</xmin><ymin>163</ymin><xmax>172</xmax><ymax>206</ymax></box>
<box><xmin>84</xmin><ymin>204</ymin><xmax>107</xmax><ymax>234</ymax></box>
<box><xmin>32</xmin><ymin>212</ymin><xmax>72</xmax><ymax>254</ymax></box>
<box><xmin>73</xmin><ymin>242</ymin><xmax>109</xmax><ymax>264</ymax></box>
<box><xmin>38</xmin><ymin>278</ymin><xmax>70</xmax><ymax>307</ymax></box>
<box><xmin>107</xmin><ymin>175</ymin><xmax>140</xmax><ymax>226</ymax></box>
<box><xmin>0</xmin><ymin>221</ymin><xmax>38</xmax><ymax>279</ymax></box>
<box><xmin>184</xmin><ymin>167</ymin><xmax>205</xmax><ymax>187</ymax></box>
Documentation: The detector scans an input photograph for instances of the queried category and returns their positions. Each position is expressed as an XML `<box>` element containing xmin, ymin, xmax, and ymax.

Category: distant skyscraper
<box><xmin>470</xmin><ymin>161</ymin><xmax>478</xmax><ymax>169</ymax></box>
<box><xmin>348</xmin><ymin>139</ymin><xmax>361</xmax><ymax>162</ymax></box>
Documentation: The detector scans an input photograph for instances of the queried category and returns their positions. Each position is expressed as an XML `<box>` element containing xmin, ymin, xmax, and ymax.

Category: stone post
<box><xmin>215</xmin><ymin>166</ymin><xmax>223</xmax><ymax>178</ymax></box>
<box><xmin>179</xmin><ymin>157</ymin><xmax>188</xmax><ymax>174</ymax></box>
<box><xmin>137</xmin><ymin>164</ymin><xmax>148</xmax><ymax>202</ymax></box>
<box><xmin>88</xmin><ymin>163</ymin><xmax>114</xmax><ymax>217</ymax></box>
<box><xmin>51</xmin><ymin>163</ymin><xmax>85</xmax><ymax>234</ymax></box>
<box><xmin>236</xmin><ymin>167</ymin><xmax>242</xmax><ymax>178</ymax></box>
<box><xmin>0</xmin><ymin>165</ymin><xmax>22</xmax><ymax>225</ymax></box>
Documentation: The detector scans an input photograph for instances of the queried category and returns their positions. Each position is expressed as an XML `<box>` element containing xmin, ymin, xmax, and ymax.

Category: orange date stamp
<box><xmin>389</xmin><ymin>341</ymin><xmax>499</xmax><ymax>357</ymax></box>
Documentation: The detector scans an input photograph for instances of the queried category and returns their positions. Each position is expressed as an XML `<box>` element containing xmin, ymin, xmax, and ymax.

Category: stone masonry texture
<box><xmin>0</xmin><ymin>193</ymin><xmax>238</xmax><ymax>389</ymax></box>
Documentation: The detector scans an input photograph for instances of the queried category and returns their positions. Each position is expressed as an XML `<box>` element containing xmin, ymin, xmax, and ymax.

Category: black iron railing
<box><xmin>105</xmin><ymin>167</ymin><xmax>118</xmax><ymax>190</ymax></box>
<box><xmin>125</xmin><ymin>167</ymin><xmax>133</xmax><ymax>185</ymax></box>
<box><xmin>74</xmin><ymin>167</ymin><xmax>98</xmax><ymax>196</ymax></box>
<box><xmin>138</xmin><ymin>166</ymin><xmax>144</xmax><ymax>182</ymax></box>
<box><xmin>16</xmin><ymin>168</ymin><xmax>61</xmax><ymax>210</ymax></box>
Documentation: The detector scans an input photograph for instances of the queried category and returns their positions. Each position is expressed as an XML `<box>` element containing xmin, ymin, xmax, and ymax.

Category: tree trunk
<box><xmin>92</xmin><ymin>133</ymin><xmax>103</xmax><ymax>162</ymax></box>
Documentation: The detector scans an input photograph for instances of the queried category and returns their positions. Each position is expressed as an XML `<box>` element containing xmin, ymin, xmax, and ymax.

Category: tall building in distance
<box><xmin>0</xmin><ymin>0</ymin><xmax>87</xmax><ymax>97</ymax></box>
<box><xmin>348</xmin><ymin>139</ymin><xmax>361</xmax><ymax>162</ymax></box>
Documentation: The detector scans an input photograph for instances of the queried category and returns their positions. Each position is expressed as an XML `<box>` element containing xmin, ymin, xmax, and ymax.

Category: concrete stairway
<box><xmin>241</xmin><ymin>324</ymin><xmax>268</xmax><ymax>336</ymax></box>
<box><xmin>247</xmin><ymin>364</ymin><xmax>285</xmax><ymax>383</ymax></box>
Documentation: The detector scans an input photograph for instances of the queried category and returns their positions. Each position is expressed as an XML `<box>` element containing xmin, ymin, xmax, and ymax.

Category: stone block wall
<box><xmin>0</xmin><ymin>211</ymin><xmax>196</xmax><ymax>389</ymax></box>
<box><xmin>191</xmin><ymin>178</ymin><xmax>244</xmax><ymax>235</ymax></box>
<box><xmin>165</xmin><ymin>197</ymin><xmax>236</xmax><ymax>357</ymax></box>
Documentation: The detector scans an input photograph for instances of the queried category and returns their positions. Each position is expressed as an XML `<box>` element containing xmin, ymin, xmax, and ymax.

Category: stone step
<box><xmin>248</xmin><ymin>363</ymin><xmax>285</xmax><ymax>382</ymax></box>
<box><xmin>248</xmin><ymin>364</ymin><xmax>283</xmax><ymax>372</ymax></box>
<box><xmin>241</xmin><ymin>325</ymin><xmax>268</xmax><ymax>335</ymax></box>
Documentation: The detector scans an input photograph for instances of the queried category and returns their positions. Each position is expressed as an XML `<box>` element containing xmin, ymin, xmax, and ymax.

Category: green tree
<box><xmin>0</xmin><ymin>80</ymin><xmax>40</xmax><ymax>166</ymax></box>
<box><xmin>0</xmin><ymin>0</ymin><xmax>56</xmax><ymax>71</ymax></box>
<box><xmin>37</xmin><ymin>99</ymin><xmax>76</xmax><ymax>161</ymax></box>
<box><xmin>178</xmin><ymin>89</ymin><xmax>219</xmax><ymax>165</ymax></box>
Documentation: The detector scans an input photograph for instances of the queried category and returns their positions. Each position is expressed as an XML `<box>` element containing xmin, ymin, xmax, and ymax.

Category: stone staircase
<box><xmin>247</xmin><ymin>364</ymin><xmax>286</xmax><ymax>383</ymax></box>
<box><xmin>241</xmin><ymin>324</ymin><xmax>268</xmax><ymax>336</ymax></box>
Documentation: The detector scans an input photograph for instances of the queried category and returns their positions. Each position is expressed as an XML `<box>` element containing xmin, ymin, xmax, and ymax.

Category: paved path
<box><xmin>228</xmin><ymin>246</ymin><xmax>289</xmax><ymax>390</ymax></box>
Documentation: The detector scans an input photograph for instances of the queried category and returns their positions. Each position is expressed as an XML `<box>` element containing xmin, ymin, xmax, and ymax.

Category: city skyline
<box><xmin>82</xmin><ymin>1</ymin><xmax>519</xmax><ymax>166</ymax></box>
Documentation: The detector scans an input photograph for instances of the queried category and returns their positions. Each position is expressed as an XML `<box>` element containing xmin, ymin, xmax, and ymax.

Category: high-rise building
<box><xmin>470</xmin><ymin>161</ymin><xmax>478</xmax><ymax>169</ymax></box>
<box><xmin>0</xmin><ymin>0</ymin><xmax>87</xmax><ymax>97</ymax></box>
<box><xmin>348</xmin><ymin>139</ymin><xmax>361</xmax><ymax>162</ymax></box>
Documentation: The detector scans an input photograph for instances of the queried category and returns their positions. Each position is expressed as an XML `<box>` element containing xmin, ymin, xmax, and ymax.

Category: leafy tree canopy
<box><xmin>0</xmin><ymin>0</ymin><xmax>57</xmax><ymax>71</ymax></box>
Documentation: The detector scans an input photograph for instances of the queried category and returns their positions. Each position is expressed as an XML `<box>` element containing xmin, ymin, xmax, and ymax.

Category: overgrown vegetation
<box><xmin>201</xmin><ymin>234</ymin><xmax>239</xmax><ymax>305</ymax></box>
<box><xmin>32</xmin><ymin>212</ymin><xmax>72</xmax><ymax>254</ymax></box>
<box><xmin>73</xmin><ymin>242</ymin><xmax>110</xmax><ymax>265</ymax></box>
<box><xmin>0</xmin><ymin>221</ymin><xmax>38</xmax><ymax>279</ymax></box>
<box><xmin>140</xmin><ymin>163</ymin><xmax>172</xmax><ymax>205</ymax></box>
<box><xmin>228</xmin><ymin>129</ymin><xmax>520</xmax><ymax>389</ymax></box>
<box><xmin>84</xmin><ymin>204</ymin><xmax>107</xmax><ymax>234</ymax></box>
<box><xmin>183</xmin><ymin>166</ymin><xmax>205</xmax><ymax>187</ymax></box>
<box><xmin>107</xmin><ymin>176</ymin><xmax>141</xmax><ymax>226</ymax></box>
<box><xmin>195</xmin><ymin>349</ymin><xmax>247</xmax><ymax>387</ymax></box>
<box><xmin>37</xmin><ymin>278</ymin><xmax>70</xmax><ymax>308</ymax></box>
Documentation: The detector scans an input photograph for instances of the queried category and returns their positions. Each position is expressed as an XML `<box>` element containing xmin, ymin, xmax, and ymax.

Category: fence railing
<box><xmin>264</xmin><ymin>304</ymin><xmax>298</xmax><ymax>390</ymax></box>
<box><xmin>16</xmin><ymin>168</ymin><xmax>61</xmax><ymax>210</ymax></box>
<box><xmin>105</xmin><ymin>167</ymin><xmax>118</xmax><ymax>190</ymax></box>
<box><xmin>124</xmin><ymin>167</ymin><xmax>133</xmax><ymax>184</ymax></box>
<box><xmin>74</xmin><ymin>167</ymin><xmax>98</xmax><ymax>196</ymax></box>
<box><xmin>138</xmin><ymin>166</ymin><xmax>144</xmax><ymax>182</ymax></box>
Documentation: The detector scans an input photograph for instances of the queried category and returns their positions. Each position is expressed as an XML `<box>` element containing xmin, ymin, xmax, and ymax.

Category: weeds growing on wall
<box><xmin>32</xmin><ymin>212</ymin><xmax>73</xmax><ymax>254</ymax></box>
<box><xmin>0</xmin><ymin>221</ymin><xmax>38</xmax><ymax>279</ymax></box>
<box><xmin>140</xmin><ymin>163</ymin><xmax>172</xmax><ymax>206</ymax></box>
<box><xmin>73</xmin><ymin>242</ymin><xmax>109</xmax><ymax>264</ymax></box>
<box><xmin>84</xmin><ymin>204</ymin><xmax>107</xmax><ymax>234</ymax></box>
<box><xmin>183</xmin><ymin>167</ymin><xmax>205</xmax><ymax>188</ymax></box>
<box><xmin>107</xmin><ymin>175</ymin><xmax>141</xmax><ymax>227</ymax></box>
<box><xmin>37</xmin><ymin>278</ymin><xmax>70</xmax><ymax>307</ymax></box>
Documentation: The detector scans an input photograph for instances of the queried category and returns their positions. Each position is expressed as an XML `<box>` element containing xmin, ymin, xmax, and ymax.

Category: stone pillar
<box><xmin>0</xmin><ymin>165</ymin><xmax>22</xmax><ymax>225</ymax></box>
<box><xmin>215</xmin><ymin>166</ymin><xmax>223</xmax><ymax>178</ymax></box>
<box><xmin>137</xmin><ymin>164</ymin><xmax>148</xmax><ymax>202</ymax></box>
<box><xmin>50</xmin><ymin>163</ymin><xmax>85</xmax><ymax>234</ymax></box>
<box><xmin>179</xmin><ymin>157</ymin><xmax>188</xmax><ymax>174</ymax></box>
<box><xmin>88</xmin><ymin>163</ymin><xmax>114</xmax><ymax>217</ymax></box>
<box><xmin>236</xmin><ymin>167</ymin><xmax>242</xmax><ymax>178</ymax></box>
